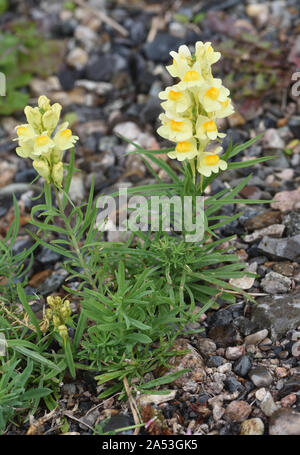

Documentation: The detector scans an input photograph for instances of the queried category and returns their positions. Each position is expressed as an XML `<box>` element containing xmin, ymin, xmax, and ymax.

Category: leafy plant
<box><xmin>0</xmin><ymin>21</ymin><xmax>65</xmax><ymax>115</ymax></box>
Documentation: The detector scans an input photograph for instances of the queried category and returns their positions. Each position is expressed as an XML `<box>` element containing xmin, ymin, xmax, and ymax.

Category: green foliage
<box><xmin>0</xmin><ymin>21</ymin><xmax>65</xmax><ymax>115</ymax></box>
<box><xmin>0</xmin><ymin>131</ymin><xmax>273</xmax><ymax>431</ymax></box>
<box><xmin>0</xmin><ymin>195</ymin><xmax>36</xmax><ymax>300</ymax></box>
<box><xmin>0</xmin><ymin>0</ymin><xmax>8</xmax><ymax>15</ymax></box>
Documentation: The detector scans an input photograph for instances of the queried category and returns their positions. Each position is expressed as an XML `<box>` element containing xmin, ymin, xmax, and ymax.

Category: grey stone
<box><xmin>259</xmin><ymin>391</ymin><xmax>279</xmax><ymax>417</ymax></box>
<box><xmin>248</xmin><ymin>366</ymin><xmax>273</xmax><ymax>387</ymax></box>
<box><xmin>251</xmin><ymin>292</ymin><xmax>300</xmax><ymax>340</ymax></box>
<box><xmin>36</xmin><ymin>246</ymin><xmax>62</xmax><ymax>265</ymax></box>
<box><xmin>258</xmin><ymin>235</ymin><xmax>300</xmax><ymax>262</ymax></box>
<box><xmin>245</xmin><ymin>329</ymin><xmax>268</xmax><ymax>346</ymax></box>
<box><xmin>197</xmin><ymin>338</ymin><xmax>217</xmax><ymax>356</ymax></box>
<box><xmin>260</xmin><ymin>271</ymin><xmax>292</xmax><ymax>294</ymax></box>
<box><xmin>207</xmin><ymin>355</ymin><xmax>224</xmax><ymax>367</ymax></box>
<box><xmin>269</xmin><ymin>408</ymin><xmax>300</xmax><ymax>435</ymax></box>
<box><xmin>282</xmin><ymin>210</ymin><xmax>300</xmax><ymax>236</ymax></box>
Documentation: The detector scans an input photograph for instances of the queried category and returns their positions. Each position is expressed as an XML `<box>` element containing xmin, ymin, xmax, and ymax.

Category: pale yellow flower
<box><xmin>196</xmin><ymin>116</ymin><xmax>226</xmax><ymax>141</ymax></box>
<box><xmin>166</xmin><ymin>45</ymin><xmax>192</xmax><ymax>78</ymax></box>
<box><xmin>168</xmin><ymin>138</ymin><xmax>198</xmax><ymax>162</ymax></box>
<box><xmin>197</xmin><ymin>146</ymin><xmax>227</xmax><ymax>177</ymax></box>
<box><xmin>157</xmin><ymin>114</ymin><xmax>193</xmax><ymax>142</ymax></box>
<box><xmin>198</xmin><ymin>79</ymin><xmax>230</xmax><ymax>112</ymax></box>
<box><xmin>195</xmin><ymin>41</ymin><xmax>221</xmax><ymax>67</ymax></box>
<box><xmin>14</xmin><ymin>124</ymin><xmax>35</xmax><ymax>143</ymax></box>
<box><xmin>178</xmin><ymin>61</ymin><xmax>204</xmax><ymax>89</ymax></box>
<box><xmin>33</xmin><ymin>133</ymin><xmax>55</xmax><ymax>157</ymax></box>
<box><xmin>159</xmin><ymin>84</ymin><xmax>192</xmax><ymax>115</ymax></box>
<box><xmin>54</xmin><ymin>123</ymin><xmax>79</xmax><ymax>151</ymax></box>
<box><xmin>214</xmin><ymin>97</ymin><xmax>235</xmax><ymax>118</ymax></box>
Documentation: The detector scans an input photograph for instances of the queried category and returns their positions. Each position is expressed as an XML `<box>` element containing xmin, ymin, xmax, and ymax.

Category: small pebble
<box><xmin>240</xmin><ymin>418</ymin><xmax>264</xmax><ymax>435</ymax></box>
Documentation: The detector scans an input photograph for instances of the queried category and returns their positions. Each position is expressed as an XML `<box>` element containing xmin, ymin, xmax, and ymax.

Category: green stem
<box><xmin>53</xmin><ymin>186</ymin><xmax>97</xmax><ymax>290</ymax></box>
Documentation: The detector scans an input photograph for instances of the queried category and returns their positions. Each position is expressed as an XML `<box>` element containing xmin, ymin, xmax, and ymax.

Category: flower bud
<box><xmin>58</xmin><ymin>324</ymin><xmax>69</xmax><ymax>340</ymax></box>
<box><xmin>42</xmin><ymin>103</ymin><xmax>62</xmax><ymax>134</ymax></box>
<box><xmin>51</xmin><ymin>161</ymin><xmax>64</xmax><ymax>187</ymax></box>
<box><xmin>33</xmin><ymin>159</ymin><xmax>50</xmax><ymax>182</ymax></box>
<box><xmin>24</xmin><ymin>106</ymin><xmax>42</xmax><ymax>133</ymax></box>
<box><xmin>38</xmin><ymin>95</ymin><xmax>51</xmax><ymax>112</ymax></box>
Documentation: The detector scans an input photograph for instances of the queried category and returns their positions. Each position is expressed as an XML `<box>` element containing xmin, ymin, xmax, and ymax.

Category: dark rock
<box><xmin>207</xmin><ymin>355</ymin><xmax>224</xmax><ymax>367</ymax></box>
<box><xmin>102</xmin><ymin>414</ymin><xmax>134</xmax><ymax>435</ymax></box>
<box><xmin>208</xmin><ymin>325</ymin><xmax>238</xmax><ymax>348</ymax></box>
<box><xmin>233</xmin><ymin>355</ymin><xmax>252</xmax><ymax>378</ymax></box>
<box><xmin>140</xmin><ymin>97</ymin><xmax>162</xmax><ymax>124</ymax></box>
<box><xmin>233</xmin><ymin>316</ymin><xmax>257</xmax><ymax>337</ymax></box>
<box><xmin>143</xmin><ymin>33</ymin><xmax>185</xmax><ymax>62</ymax></box>
<box><xmin>12</xmin><ymin>238</ymin><xmax>35</xmax><ymax>255</ymax></box>
<box><xmin>251</xmin><ymin>292</ymin><xmax>300</xmax><ymax>340</ymax></box>
<box><xmin>224</xmin><ymin>376</ymin><xmax>244</xmax><ymax>393</ymax></box>
<box><xmin>85</xmin><ymin>54</ymin><xmax>127</xmax><ymax>82</ymax></box>
<box><xmin>248</xmin><ymin>366</ymin><xmax>273</xmax><ymax>387</ymax></box>
<box><xmin>36</xmin><ymin>246</ymin><xmax>62</xmax><ymax>265</ymax></box>
<box><xmin>277</xmin><ymin>376</ymin><xmax>300</xmax><ymax>399</ymax></box>
<box><xmin>207</xmin><ymin>309</ymin><xmax>233</xmax><ymax>328</ymax></box>
<box><xmin>14</xmin><ymin>168</ymin><xmax>38</xmax><ymax>183</ymax></box>
<box><xmin>37</xmin><ymin>270</ymin><xmax>68</xmax><ymax>296</ymax></box>
<box><xmin>257</xmin><ymin>235</ymin><xmax>300</xmax><ymax>262</ymax></box>
<box><xmin>57</xmin><ymin>68</ymin><xmax>81</xmax><ymax>91</ymax></box>
<box><xmin>288</xmin><ymin>116</ymin><xmax>300</xmax><ymax>139</ymax></box>
<box><xmin>282</xmin><ymin>210</ymin><xmax>300</xmax><ymax>236</ymax></box>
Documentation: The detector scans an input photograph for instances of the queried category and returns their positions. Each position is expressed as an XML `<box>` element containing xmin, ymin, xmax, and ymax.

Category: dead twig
<box><xmin>74</xmin><ymin>0</ymin><xmax>129</xmax><ymax>37</ymax></box>
<box><xmin>123</xmin><ymin>376</ymin><xmax>142</xmax><ymax>435</ymax></box>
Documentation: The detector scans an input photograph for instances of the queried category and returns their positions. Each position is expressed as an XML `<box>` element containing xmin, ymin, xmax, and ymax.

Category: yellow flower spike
<box><xmin>32</xmin><ymin>159</ymin><xmax>51</xmax><ymax>182</ymax></box>
<box><xmin>51</xmin><ymin>161</ymin><xmax>64</xmax><ymax>187</ymax></box>
<box><xmin>197</xmin><ymin>146</ymin><xmax>227</xmax><ymax>177</ymax></box>
<box><xmin>157</xmin><ymin>42</ymin><xmax>232</xmax><ymax>171</ymax></box>
<box><xmin>42</xmin><ymin>103</ymin><xmax>62</xmax><ymax>134</ymax></box>
<box><xmin>196</xmin><ymin>116</ymin><xmax>226</xmax><ymax>141</ymax></box>
<box><xmin>168</xmin><ymin>138</ymin><xmax>198</xmax><ymax>162</ymax></box>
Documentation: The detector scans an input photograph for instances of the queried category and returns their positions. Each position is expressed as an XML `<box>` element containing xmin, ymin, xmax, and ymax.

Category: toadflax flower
<box><xmin>157</xmin><ymin>41</ymin><xmax>234</xmax><ymax>178</ymax></box>
<box><xmin>14</xmin><ymin>95</ymin><xmax>78</xmax><ymax>186</ymax></box>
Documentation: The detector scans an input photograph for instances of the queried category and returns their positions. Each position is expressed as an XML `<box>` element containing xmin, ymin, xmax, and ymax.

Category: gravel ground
<box><xmin>1</xmin><ymin>0</ymin><xmax>300</xmax><ymax>435</ymax></box>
